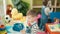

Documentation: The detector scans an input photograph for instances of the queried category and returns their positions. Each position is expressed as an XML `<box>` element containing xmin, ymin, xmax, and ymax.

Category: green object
<box><xmin>58</xmin><ymin>24</ymin><xmax>60</xmax><ymax>28</ymax></box>
<box><xmin>12</xmin><ymin>0</ymin><xmax>29</xmax><ymax>16</ymax></box>
<box><xmin>56</xmin><ymin>24</ymin><xmax>60</xmax><ymax>28</ymax></box>
<box><xmin>55</xmin><ymin>24</ymin><xmax>59</xmax><ymax>28</ymax></box>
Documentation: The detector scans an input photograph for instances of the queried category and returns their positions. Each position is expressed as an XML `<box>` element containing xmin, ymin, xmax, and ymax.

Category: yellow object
<box><xmin>17</xmin><ymin>13</ymin><xmax>23</xmax><ymax>19</ymax></box>
<box><xmin>11</xmin><ymin>8</ymin><xmax>18</xmax><ymax>15</ymax></box>
<box><xmin>0</xmin><ymin>30</ymin><xmax>7</xmax><ymax>34</ymax></box>
<box><xmin>20</xmin><ymin>16</ymin><xmax>26</xmax><ymax>22</ymax></box>
<box><xmin>11</xmin><ymin>8</ymin><xmax>23</xmax><ymax>20</ymax></box>
<box><xmin>11</xmin><ymin>8</ymin><xmax>26</xmax><ymax>22</ymax></box>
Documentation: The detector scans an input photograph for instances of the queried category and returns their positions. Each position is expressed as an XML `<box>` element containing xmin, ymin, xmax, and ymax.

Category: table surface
<box><xmin>46</xmin><ymin>23</ymin><xmax>60</xmax><ymax>32</ymax></box>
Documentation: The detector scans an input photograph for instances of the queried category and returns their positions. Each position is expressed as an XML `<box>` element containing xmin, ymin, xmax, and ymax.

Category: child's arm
<box><xmin>44</xmin><ymin>7</ymin><xmax>53</xmax><ymax>16</ymax></box>
<box><xmin>49</xmin><ymin>8</ymin><xmax>53</xmax><ymax>13</ymax></box>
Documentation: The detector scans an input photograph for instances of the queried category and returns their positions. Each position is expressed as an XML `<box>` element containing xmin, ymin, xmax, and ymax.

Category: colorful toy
<box><xmin>6</xmin><ymin>5</ymin><xmax>12</xmax><ymax>17</ymax></box>
<box><xmin>20</xmin><ymin>16</ymin><xmax>26</xmax><ymax>22</ymax></box>
<box><xmin>5</xmin><ymin>15</ymin><xmax>11</xmax><ymax>23</ymax></box>
<box><xmin>11</xmin><ymin>8</ymin><xmax>26</xmax><ymax>22</ymax></box>
<box><xmin>0</xmin><ymin>25</ymin><xmax>7</xmax><ymax>34</ymax></box>
<box><xmin>13</xmin><ymin>23</ymin><xmax>24</xmax><ymax>32</ymax></box>
<box><xmin>0</xmin><ymin>25</ymin><xmax>5</xmax><ymax>31</ymax></box>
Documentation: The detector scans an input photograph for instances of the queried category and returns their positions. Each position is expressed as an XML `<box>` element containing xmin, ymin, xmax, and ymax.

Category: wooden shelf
<box><xmin>56</xmin><ymin>6</ymin><xmax>60</xmax><ymax>8</ymax></box>
<box><xmin>33</xmin><ymin>6</ymin><xmax>56</xmax><ymax>8</ymax></box>
<box><xmin>33</xmin><ymin>6</ymin><xmax>42</xmax><ymax>8</ymax></box>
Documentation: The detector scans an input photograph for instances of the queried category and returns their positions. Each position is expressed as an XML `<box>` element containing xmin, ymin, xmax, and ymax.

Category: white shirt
<box><xmin>44</xmin><ymin>7</ymin><xmax>53</xmax><ymax>16</ymax></box>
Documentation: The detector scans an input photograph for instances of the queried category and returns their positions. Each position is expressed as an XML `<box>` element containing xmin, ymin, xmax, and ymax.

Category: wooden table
<box><xmin>45</xmin><ymin>23</ymin><xmax>60</xmax><ymax>34</ymax></box>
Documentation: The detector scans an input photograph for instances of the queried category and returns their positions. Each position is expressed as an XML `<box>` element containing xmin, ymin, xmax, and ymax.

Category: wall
<box><xmin>6</xmin><ymin>0</ymin><xmax>32</xmax><ymax>9</ymax></box>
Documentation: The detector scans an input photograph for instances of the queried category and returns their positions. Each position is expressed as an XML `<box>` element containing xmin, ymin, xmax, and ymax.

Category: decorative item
<box><xmin>13</xmin><ymin>23</ymin><xmax>24</xmax><ymax>32</ymax></box>
<box><xmin>11</xmin><ymin>8</ymin><xmax>23</xmax><ymax>20</ymax></box>
<box><xmin>11</xmin><ymin>8</ymin><xmax>26</xmax><ymax>22</ymax></box>
<box><xmin>6</xmin><ymin>5</ymin><xmax>12</xmax><ymax>17</ymax></box>
<box><xmin>0</xmin><ymin>24</ymin><xmax>7</xmax><ymax>34</ymax></box>
<box><xmin>0</xmin><ymin>25</ymin><xmax>5</xmax><ymax>31</ymax></box>
<box><xmin>12</xmin><ymin>0</ymin><xmax>29</xmax><ymax>16</ymax></box>
<box><xmin>5</xmin><ymin>15</ymin><xmax>11</xmax><ymax>23</ymax></box>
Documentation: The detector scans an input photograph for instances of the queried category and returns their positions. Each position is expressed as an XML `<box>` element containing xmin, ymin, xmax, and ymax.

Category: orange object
<box><xmin>45</xmin><ymin>23</ymin><xmax>60</xmax><ymax>34</ymax></box>
<box><xmin>0</xmin><ymin>25</ymin><xmax>5</xmax><ymax>28</ymax></box>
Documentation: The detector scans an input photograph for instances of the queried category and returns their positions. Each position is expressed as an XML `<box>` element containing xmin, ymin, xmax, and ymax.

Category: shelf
<box><xmin>33</xmin><ymin>6</ymin><xmax>42</xmax><ymax>8</ymax></box>
<box><xmin>33</xmin><ymin>6</ymin><xmax>56</xmax><ymax>8</ymax></box>
<box><xmin>51</xmin><ymin>6</ymin><xmax>55</xmax><ymax>8</ymax></box>
<box><xmin>56</xmin><ymin>6</ymin><xmax>60</xmax><ymax>8</ymax></box>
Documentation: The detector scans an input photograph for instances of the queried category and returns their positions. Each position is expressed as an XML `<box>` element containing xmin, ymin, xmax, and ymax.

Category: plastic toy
<box><xmin>0</xmin><ymin>25</ymin><xmax>7</xmax><ymax>34</ymax></box>
<box><xmin>13</xmin><ymin>23</ymin><xmax>24</xmax><ymax>32</ymax></box>
<box><xmin>11</xmin><ymin>8</ymin><xmax>23</xmax><ymax>20</ymax></box>
<box><xmin>5</xmin><ymin>15</ymin><xmax>11</xmax><ymax>23</ymax></box>
<box><xmin>6</xmin><ymin>5</ymin><xmax>12</xmax><ymax>17</ymax></box>
<box><xmin>0</xmin><ymin>25</ymin><xmax>5</xmax><ymax>31</ymax></box>
<box><xmin>20</xmin><ymin>16</ymin><xmax>26</xmax><ymax>22</ymax></box>
<box><xmin>11</xmin><ymin>8</ymin><xmax>26</xmax><ymax>22</ymax></box>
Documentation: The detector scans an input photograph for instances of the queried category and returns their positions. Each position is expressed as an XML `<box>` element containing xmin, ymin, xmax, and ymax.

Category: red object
<box><xmin>45</xmin><ymin>23</ymin><xmax>60</xmax><ymax>34</ymax></box>
<box><xmin>0</xmin><ymin>25</ymin><xmax>5</xmax><ymax>28</ymax></box>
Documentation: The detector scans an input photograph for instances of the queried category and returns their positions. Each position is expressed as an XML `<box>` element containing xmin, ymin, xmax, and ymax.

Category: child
<box><xmin>54</xmin><ymin>18</ymin><xmax>60</xmax><ymax>29</ymax></box>
<box><xmin>26</xmin><ymin>10</ymin><xmax>40</xmax><ymax>34</ymax></box>
<box><xmin>40</xmin><ymin>0</ymin><xmax>53</xmax><ymax>31</ymax></box>
<box><xmin>54</xmin><ymin>18</ymin><xmax>59</xmax><ymax>24</ymax></box>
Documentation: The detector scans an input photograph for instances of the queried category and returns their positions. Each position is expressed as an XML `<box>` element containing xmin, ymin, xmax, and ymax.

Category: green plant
<box><xmin>12</xmin><ymin>0</ymin><xmax>29</xmax><ymax>16</ymax></box>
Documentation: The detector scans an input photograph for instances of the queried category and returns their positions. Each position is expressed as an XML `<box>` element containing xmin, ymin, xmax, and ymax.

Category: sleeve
<box><xmin>44</xmin><ymin>7</ymin><xmax>53</xmax><ymax>16</ymax></box>
<box><xmin>44</xmin><ymin>7</ymin><xmax>50</xmax><ymax>16</ymax></box>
